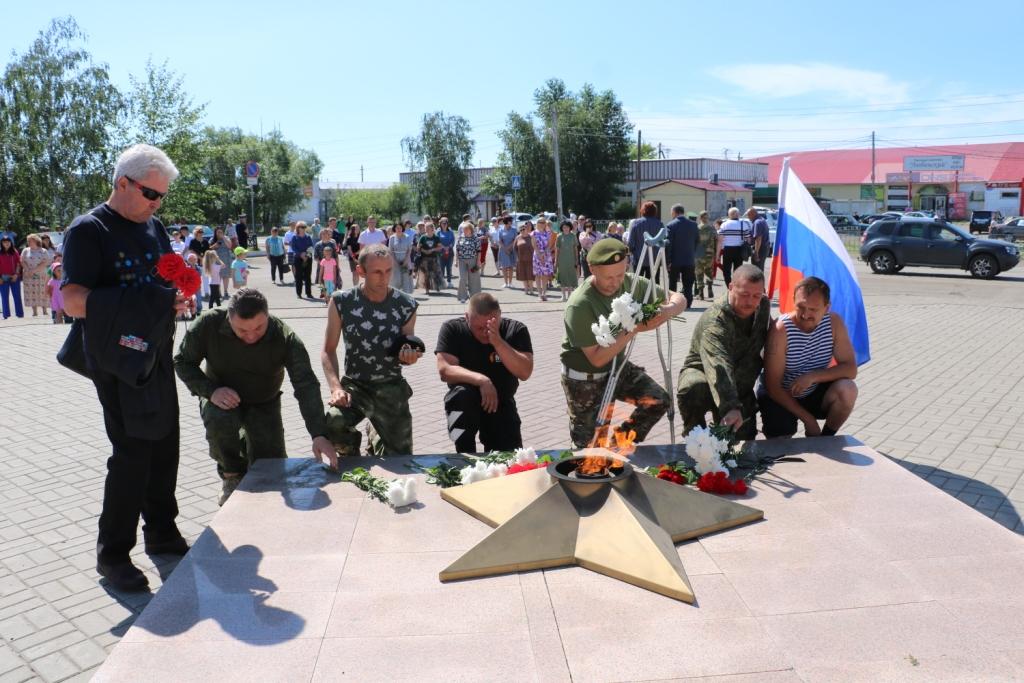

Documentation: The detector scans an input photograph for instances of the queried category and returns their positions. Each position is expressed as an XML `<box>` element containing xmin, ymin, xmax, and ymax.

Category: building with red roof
<box><xmin>750</xmin><ymin>142</ymin><xmax>1024</xmax><ymax>218</ymax></box>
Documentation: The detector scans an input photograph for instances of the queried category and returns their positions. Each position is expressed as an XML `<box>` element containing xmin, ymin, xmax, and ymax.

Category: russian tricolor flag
<box><xmin>769</xmin><ymin>158</ymin><xmax>871</xmax><ymax>365</ymax></box>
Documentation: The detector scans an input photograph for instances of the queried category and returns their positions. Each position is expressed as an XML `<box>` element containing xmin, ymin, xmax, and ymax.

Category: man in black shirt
<box><xmin>61</xmin><ymin>143</ymin><xmax>190</xmax><ymax>591</ymax></box>
<box><xmin>435</xmin><ymin>293</ymin><xmax>533</xmax><ymax>452</ymax></box>
<box><xmin>235</xmin><ymin>214</ymin><xmax>249</xmax><ymax>251</ymax></box>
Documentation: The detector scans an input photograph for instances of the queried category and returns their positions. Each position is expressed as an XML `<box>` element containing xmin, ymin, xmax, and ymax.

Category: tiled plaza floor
<box><xmin>1</xmin><ymin>254</ymin><xmax>1022</xmax><ymax>681</ymax></box>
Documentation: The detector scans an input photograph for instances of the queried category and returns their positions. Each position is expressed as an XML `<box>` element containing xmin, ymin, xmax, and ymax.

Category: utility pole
<box><xmin>871</xmin><ymin>131</ymin><xmax>877</xmax><ymax>211</ymax></box>
<box><xmin>723</xmin><ymin>148</ymin><xmax>730</xmax><ymax>160</ymax></box>
<box><xmin>635</xmin><ymin>130</ymin><xmax>642</xmax><ymax>214</ymax></box>
<box><xmin>360</xmin><ymin>165</ymin><xmax>364</xmax><ymax>183</ymax></box>
<box><xmin>552</xmin><ymin>106</ymin><xmax>564</xmax><ymax>220</ymax></box>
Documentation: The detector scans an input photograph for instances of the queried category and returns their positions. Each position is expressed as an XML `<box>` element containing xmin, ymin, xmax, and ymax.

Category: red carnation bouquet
<box><xmin>157</xmin><ymin>253</ymin><xmax>201</xmax><ymax>298</ymax></box>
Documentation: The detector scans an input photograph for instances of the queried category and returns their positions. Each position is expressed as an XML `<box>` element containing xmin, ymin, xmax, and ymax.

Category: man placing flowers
<box><xmin>676</xmin><ymin>264</ymin><xmax>771</xmax><ymax>440</ymax></box>
<box><xmin>559</xmin><ymin>240</ymin><xmax>686</xmax><ymax>448</ymax></box>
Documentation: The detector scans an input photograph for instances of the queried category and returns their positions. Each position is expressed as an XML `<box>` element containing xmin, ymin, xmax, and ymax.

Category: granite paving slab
<box><xmin>94</xmin><ymin>437</ymin><xmax>1024</xmax><ymax>681</ymax></box>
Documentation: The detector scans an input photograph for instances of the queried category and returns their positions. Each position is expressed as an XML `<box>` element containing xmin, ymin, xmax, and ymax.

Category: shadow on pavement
<box><xmin>897</xmin><ymin>461</ymin><xmax>1022</xmax><ymax>534</ymax></box>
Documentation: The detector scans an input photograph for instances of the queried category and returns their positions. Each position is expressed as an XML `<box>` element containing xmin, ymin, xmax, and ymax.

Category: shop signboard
<box><xmin>903</xmin><ymin>155</ymin><xmax>965</xmax><ymax>171</ymax></box>
<box><xmin>948</xmin><ymin>192</ymin><xmax>968</xmax><ymax>220</ymax></box>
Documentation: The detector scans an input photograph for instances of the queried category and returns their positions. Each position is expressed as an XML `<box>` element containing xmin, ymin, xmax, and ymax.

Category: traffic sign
<box><xmin>504</xmin><ymin>193</ymin><xmax>513</xmax><ymax>208</ymax></box>
<box><xmin>245</xmin><ymin>160</ymin><xmax>260</xmax><ymax>178</ymax></box>
<box><xmin>511</xmin><ymin>175</ymin><xmax>522</xmax><ymax>191</ymax></box>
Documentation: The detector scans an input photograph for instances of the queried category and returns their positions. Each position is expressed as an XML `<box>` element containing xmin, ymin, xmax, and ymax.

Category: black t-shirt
<box><xmin>418</xmin><ymin>234</ymin><xmax>440</xmax><ymax>258</ymax></box>
<box><xmin>435</xmin><ymin>317</ymin><xmax>532</xmax><ymax>397</ymax></box>
<box><xmin>345</xmin><ymin>233</ymin><xmax>361</xmax><ymax>261</ymax></box>
<box><xmin>62</xmin><ymin>203</ymin><xmax>172</xmax><ymax>292</ymax></box>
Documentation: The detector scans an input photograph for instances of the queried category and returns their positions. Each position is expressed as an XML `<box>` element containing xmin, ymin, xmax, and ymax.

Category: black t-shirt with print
<box><xmin>435</xmin><ymin>317</ymin><xmax>532</xmax><ymax>397</ymax></box>
<box><xmin>418</xmin><ymin>234</ymin><xmax>440</xmax><ymax>258</ymax></box>
<box><xmin>62</xmin><ymin>203</ymin><xmax>172</xmax><ymax>292</ymax></box>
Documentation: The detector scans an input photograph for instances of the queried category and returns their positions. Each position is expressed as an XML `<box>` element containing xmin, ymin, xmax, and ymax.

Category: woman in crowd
<box><xmin>578</xmin><ymin>219</ymin><xmax>599</xmax><ymax>277</ymax></box>
<box><xmin>716</xmin><ymin>207</ymin><xmax>750</xmax><ymax>287</ymax></box>
<box><xmin>497</xmin><ymin>217</ymin><xmax>517</xmax><ymax>288</ymax></box>
<box><xmin>476</xmin><ymin>218</ymin><xmax>490</xmax><ymax>271</ymax></box>
<box><xmin>531</xmin><ymin>217</ymin><xmax>556</xmax><ymax>301</ymax></box>
<box><xmin>514</xmin><ymin>222</ymin><xmax>535</xmax><ymax>295</ymax></box>
<box><xmin>20</xmin><ymin>233</ymin><xmax>51</xmax><ymax>317</ymax></box>
<box><xmin>345</xmin><ymin>223</ymin><xmax>362</xmax><ymax>286</ymax></box>
<box><xmin>0</xmin><ymin>235</ymin><xmax>23</xmax><ymax>319</ymax></box>
<box><xmin>40</xmin><ymin>234</ymin><xmax>57</xmax><ymax>259</ymax></box>
<box><xmin>554</xmin><ymin>220</ymin><xmax>580</xmax><ymax>301</ymax></box>
<box><xmin>417</xmin><ymin>221</ymin><xmax>442</xmax><ymax>294</ymax></box>
<box><xmin>388</xmin><ymin>221</ymin><xmax>415</xmax><ymax>294</ymax></box>
<box><xmin>456</xmin><ymin>221</ymin><xmax>482</xmax><ymax>303</ymax></box>
<box><xmin>187</xmin><ymin>226</ymin><xmax>209</xmax><ymax>259</ymax></box>
<box><xmin>487</xmin><ymin>218</ymin><xmax>501</xmax><ymax>275</ymax></box>
<box><xmin>209</xmin><ymin>226</ymin><xmax>234</xmax><ymax>297</ymax></box>
<box><xmin>46</xmin><ymin>261</ymin><xmax>65</xmax><ymax>324</ymax></box>
<box><xmin>264</xmin><ymin>227</ymin><xmax>286</xmax><ymax>284</ymax></box>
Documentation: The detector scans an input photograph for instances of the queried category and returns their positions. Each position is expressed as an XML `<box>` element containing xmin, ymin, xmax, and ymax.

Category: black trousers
<box><xmin>93</xmin><ymin>376</ymin><xmax>181</xmax><ymax>563</ymax></box>
<box><xmin>721</xmin><ymin>246</ymin><xmax>746</xmax><ymax>286</ymax></box>
<box><xmin>668</xmin><ymin>265</ymin><xmax>696</xmax><ymax>307</ymax></box>
<box><xmin>751</xmin><ymin>255</ymin><xmax>767</xmax><ymax>273</ymax></box>
<box><xmin>293</xmin><ymin>257</ymin><xmax>312</xmax><ymax>297</ymax></box>
<box><xmin>268</xmin><ymin>255</ymin><xmax>286</xmax><ymax>282</ymax></box>
<box><xmin>444</xmin><ymin>385</ymin><xmax>522</xmax><ymax>453</ymax></box>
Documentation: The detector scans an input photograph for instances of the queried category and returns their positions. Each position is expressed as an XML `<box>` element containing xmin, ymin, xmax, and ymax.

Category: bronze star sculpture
<box><xmin>439</xmin><ymin>453</ymin><xmax>763</xmax><ymax>603</ymax></box>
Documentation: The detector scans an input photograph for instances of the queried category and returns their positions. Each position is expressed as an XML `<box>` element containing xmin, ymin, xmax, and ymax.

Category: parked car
<box><xmin>969</xmin><ymin>210</ymin><xmax>1003</xmax><ymax>234</ymax></box>
<box><xmin>167</xmin><ymin>224</ymin><xmax>214</xmax><ymax>240</ymax></box>
<box><xmin>827</xmin><ymin>214</ymin><xmax>869</xmax><ymax>231</ymax></box>
<box><xmin>989</xmin><ymin>217</ymin><xmax>1024</xmax><ymax>243</ymax></box>
<box><xmin>902</xmin><ymin>211</ymin><xmax>935</xmax><ymax>219</ymax></box>
<box><xmin>505</xmin><ymin>212</ymin><xmax>534</xmax><ymax>228</ymax></box>
<box><xmin>859</xmin><ymin>218</ymin><xmax>1019</xmax><ymax>278</ymax></box>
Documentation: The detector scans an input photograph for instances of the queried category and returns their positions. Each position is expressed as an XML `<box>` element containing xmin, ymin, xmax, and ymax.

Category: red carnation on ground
<box><xmin>656</xmin><ymin>467</ymin><xmax>686</xmax><ymax>485</ymax></box>
<box><xmin>697</xmin><ymin>472</ymin><xmax>748</xmax><ymax>495</ymax></box>
<box><xmin>508</xmin><ymin>462</ymin><xmax>545</xmax><ymax>475</ymax></box>
<box><xmin>156</xmin><ymin>253</ymin><xmax>187</xmax><ymax>281</ymax></box>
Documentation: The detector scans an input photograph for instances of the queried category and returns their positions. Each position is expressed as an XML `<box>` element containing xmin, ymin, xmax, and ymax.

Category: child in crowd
<box><xmin>185</xmin><ymin>251</ymin><xmax>203</xmax><ymax>317</ymax></box>
<box><xmin>203</xmin><ymin>251</ymin><xmax>224</xmax><ymax>307</ymax></box>
<box><xmin>46</xmin><ymin>261</ymin><xmax>65</xmax><ymax>324</ymax></box>
<box><xmin>319</xmin><ymin>245</ymin><xmax>339</xmax><ymax>302</ymax></box>
<box><xmin>231</xmin><ymin>246</ymin><xmax>249</xmax><ymax>288</ymax></box>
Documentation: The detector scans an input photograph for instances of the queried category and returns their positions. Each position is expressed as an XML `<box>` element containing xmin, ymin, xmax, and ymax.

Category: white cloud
<box><xmin>709</xmin><ymin>63</ymin><xmax>910</xmax><ymax>105</ymax></box>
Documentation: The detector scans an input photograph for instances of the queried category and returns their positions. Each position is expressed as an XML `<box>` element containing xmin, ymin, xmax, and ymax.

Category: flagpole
<box><xmin>768</xmin><ymin>158</ymin><xmax>791</xmax><ymax>299</ymax></box>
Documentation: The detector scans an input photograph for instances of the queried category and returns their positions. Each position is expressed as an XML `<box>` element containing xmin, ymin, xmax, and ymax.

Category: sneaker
<box><xmin>219</xmin><ymin>474</ymin><xmax>242</xmax><ymax>507</ymax></box>
<box><xmin>96</xmin><ymin>559</ymin><xmax>149</xmax><ymax>591</ymax></box>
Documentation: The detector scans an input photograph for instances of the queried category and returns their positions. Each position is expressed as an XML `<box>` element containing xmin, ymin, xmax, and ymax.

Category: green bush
<box><xmin>612</xmin><ymin>201</ymin><xmax>635</xmax><ymax>220</ymax></box>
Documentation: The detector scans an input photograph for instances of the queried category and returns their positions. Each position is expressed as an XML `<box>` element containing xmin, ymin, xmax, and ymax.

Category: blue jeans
<box><xmin>441</xmin><ymin>249</ymin><xmax>453</xmax><ymax>282</ymax></box>
<box><xmin>0</xmin><ymin>279</ymin><xmax>24</xmax><ymax>318</ymax></box>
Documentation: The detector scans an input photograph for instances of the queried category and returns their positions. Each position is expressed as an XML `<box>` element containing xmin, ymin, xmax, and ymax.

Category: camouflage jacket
<box><xmin>681</xmin><ymin>296</ymin><xmax>771</xmax><ymax>414</ymax></box>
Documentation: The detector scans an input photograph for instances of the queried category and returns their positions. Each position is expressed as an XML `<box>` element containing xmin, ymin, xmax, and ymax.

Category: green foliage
<box><xmin>632</xmin><ymin>141</ymin><xmax>657</xmax><ymax>160</ymax></box>
<box><xmin>402</xmin><ymin>112</ymin><xmax>474</xmax><ymax>216</ymax></box>
<box><xmin>612</xmin><ymin>200</ymin><xmax>636</xmax><ymax>220</ymax></box>
<box><xmin>340</xmin><ymin>467</ymin><xmax>389</xmax><ymax>503</ymax></box>
<box><xmin>120</xmin><ymin>58</ymin><xmax>209</xmax><ymax>223</ymax></box>
<box><xmin>490</xmin><ymin>79</ymin><xmax>633</xmax><ymax>218</ymax></box>
<box><xmin>537</xmin><ymin>79</ymin><xmax>633</xmax><ymax>217</ymax></box>
<box><xmin>331</xmin><ymin>184</ymin><xmax>412</xmax><ymax>224</ymax></box>
<box><xmin>0</xmin><ymin>17</ymin><xmax>124</xmax><ymax>235</ymax></box>
<box><xmin>410</xmin><ymin>462</ymin><xmax>463</xmax><ymax>488</ymax></box>
<box><xmin>0</xmin><ymin>18</ymin><xmax>320</xmax><ymax>235</ymax></box>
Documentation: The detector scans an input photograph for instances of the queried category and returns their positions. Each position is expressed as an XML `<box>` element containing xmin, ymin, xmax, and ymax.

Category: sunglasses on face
<box><xmin>125</xmin><ymin>176</ymin><xmax>166</xmax><ymax>201</ymax></box>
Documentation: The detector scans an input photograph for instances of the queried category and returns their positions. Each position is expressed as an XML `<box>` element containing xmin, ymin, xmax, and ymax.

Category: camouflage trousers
<box><xmin>561</xmin><ymin>361</ymin><xmax>670</xmax><ymax>449</ymax></box>
<box><xmin>676</xmin><ymin>368</ymin><xmax>758</xmax><ymax>440</ymax></box>
<box><xmin>200</xmin><ymin>395</ymin><xmax>286</xmax><ymax>478</ymax></box>
<box><xmin>326</xmin><ymin>376</ymin><xmax>413</xmax><ymax>456</ymax></box>
<box><xmin>694</xmin><ymin>257</ymin><xmax>715</xmax><ymax>299</ymax></box>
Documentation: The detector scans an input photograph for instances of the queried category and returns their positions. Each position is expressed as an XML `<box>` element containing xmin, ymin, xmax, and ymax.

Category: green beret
<box><xmin>587</xmin><ymin>239</ymin><xmax>629</xmax><ymax>266</ymax></box>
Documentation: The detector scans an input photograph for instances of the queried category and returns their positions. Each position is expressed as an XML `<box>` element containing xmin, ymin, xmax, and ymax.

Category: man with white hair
<box><xmin>61</xmin><ymin>144</ymin><xmax>190</xmax><ymax>591</ymax></box>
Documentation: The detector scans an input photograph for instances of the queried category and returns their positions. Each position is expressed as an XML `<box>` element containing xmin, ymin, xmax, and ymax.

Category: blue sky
<box><xmin>4</xmin><ymin>0</ymin><xmax>1024</xmax><ymax>183</ymax></box>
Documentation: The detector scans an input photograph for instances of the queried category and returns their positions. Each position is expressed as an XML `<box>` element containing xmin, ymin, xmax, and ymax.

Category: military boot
<box><xmin>219</xmin><ymin>473</ymin><xmax>242</xmax><ymax>506</ymax></box>
<box><xmin>706</xmin><ymin>280</ymin><xmax>714</xmax><ymax>299</ymax></box>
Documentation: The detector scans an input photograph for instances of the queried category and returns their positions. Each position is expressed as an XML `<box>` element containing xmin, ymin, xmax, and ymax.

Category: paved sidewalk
<box><xmin>1</xmin><ymin>255</ymin><xmax>1022</xmax><ymax>681</ymax></box>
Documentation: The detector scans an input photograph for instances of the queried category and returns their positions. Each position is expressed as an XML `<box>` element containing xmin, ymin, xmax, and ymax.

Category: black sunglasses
<box><xmin>125</xmin><ymin>176</ymin><xmax>167</xmax><ymax>201</ymax></box>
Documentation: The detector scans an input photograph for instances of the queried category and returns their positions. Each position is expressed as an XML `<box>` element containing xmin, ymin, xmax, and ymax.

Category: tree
<box><xmin>401</xmin><ymin>112</ymin><xmax>474</xmax><ymax>216</ymax></box>
<box><xmin>0</xmin><ymin>17</ymin><xmax>124</xmax><ymax>234</ymax></box>
<box><xmin>490</xmin><ymin>79</ymin><xmax>633</xmax><ymax>218</ymax></box>
<box><xmin>535</xmin><ymin>79</ymin><xmax>633</xmax><ymax>217</ymax></box>
<box><xmin>482</xmin><ymin>113</ymin><xmax>555</xmax><ymax>214</ymax></box>
<box><xmin>121</xmin><ymin>58</ymin><xmax>208</xmax><ymax>222</ymax></box>
<box><xmin>195</xmin><ymin>127</ymin><xmax>322</xmax><ymax>229</ymax></box>
<box><xmin>330</xmin><ymin>184</ymin><xmax>411</xmax><ymax>224</ymax></box>
<box><xmin>632</xmin><ymin>141</ymin><xmax>658</xmax><ymax>160</ymax></box>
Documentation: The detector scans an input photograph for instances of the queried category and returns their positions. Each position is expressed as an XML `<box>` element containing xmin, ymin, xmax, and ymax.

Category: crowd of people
<box><xmin>48</xmin><ymin>143</ymin><xmax>860</xmax><ymax>593</ymax></box>
<box><xmin>0</xmin><ymin>231</ymin><xmax>65</xmax><ymax>322</ymax></box>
